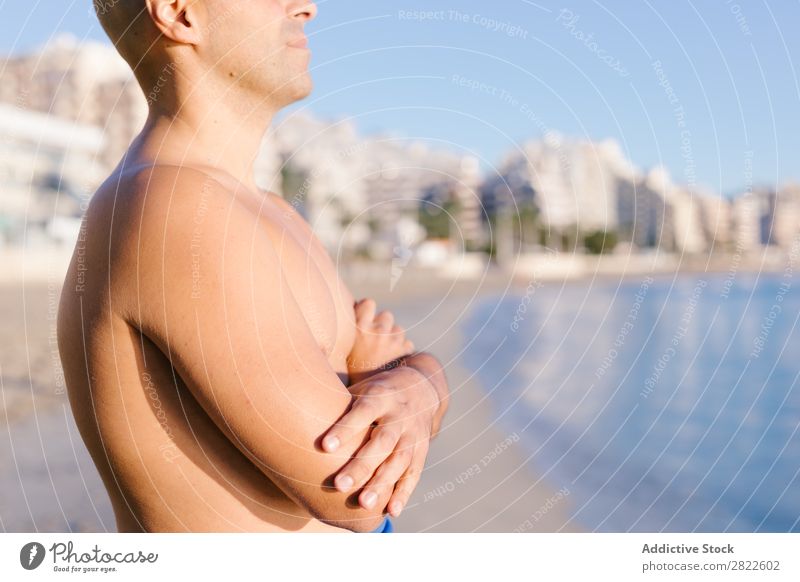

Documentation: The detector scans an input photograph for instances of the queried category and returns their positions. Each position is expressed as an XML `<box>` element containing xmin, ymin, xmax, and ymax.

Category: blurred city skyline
<box><xmin>1</xmin><ymin>0</ymin><xmax>798</xmax><ymax>194</ymax></box>
<box><xmin>2</xmin><ymin>26</ymin><xmax>800</xmax><ymax>271</ymax></box>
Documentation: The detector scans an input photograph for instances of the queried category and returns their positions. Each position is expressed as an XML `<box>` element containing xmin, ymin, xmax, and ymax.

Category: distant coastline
<box><xmin>1</xmin><ymin>245</ymin><xmax>797</xmax><ymax>286</ymax></box>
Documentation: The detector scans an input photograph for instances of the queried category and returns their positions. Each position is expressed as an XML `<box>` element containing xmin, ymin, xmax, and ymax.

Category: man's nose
<box><xmin>291</xmin><ymin>1</ymin><xmax>318</xmax><ymax>22</ymax></box>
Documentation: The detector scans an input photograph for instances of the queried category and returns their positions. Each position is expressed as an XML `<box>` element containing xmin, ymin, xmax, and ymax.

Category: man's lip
<box><xmin>287</xmin><ymin>37</ymin><xmax>308</xmax><ymax>49</ymax></box>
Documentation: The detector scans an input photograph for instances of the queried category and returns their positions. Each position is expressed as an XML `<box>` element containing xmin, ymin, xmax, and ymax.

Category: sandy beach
<box><xmin>0</xmin><ymin>264</ymin><xmax>583</xmax><ymax>533</ymax></box>
<box><xmin>342</xmin><ymin>266</ymin><xmax>584</xmax><ymax>532</ymax></box>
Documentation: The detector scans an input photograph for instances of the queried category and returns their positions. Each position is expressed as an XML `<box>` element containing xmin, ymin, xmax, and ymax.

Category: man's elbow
<box><xmin>313</xmin><ymin>505</ymin><xmax>387</xmax><ymax>533</ymax></box>
<box><xmin>298</xmin><ymin>482</ymin><xmax>389</xmax><ymax>533</ymax></box>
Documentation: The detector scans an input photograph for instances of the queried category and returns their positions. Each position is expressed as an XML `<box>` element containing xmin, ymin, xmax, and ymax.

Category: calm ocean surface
<box><xmin>462</xmin><ymin>272</ymin><xmax>800</xmax><ymax>532</ymax></box>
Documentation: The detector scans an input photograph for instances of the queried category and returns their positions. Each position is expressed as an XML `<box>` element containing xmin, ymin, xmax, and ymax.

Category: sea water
<box><xmin>462</xmin><ymin>273</ymin><xmax>800</xmax><ymax>532</ymax></box>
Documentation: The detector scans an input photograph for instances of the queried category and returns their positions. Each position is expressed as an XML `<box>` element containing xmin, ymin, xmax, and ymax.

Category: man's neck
<box><xmin>131</xmin><ymin>98</ymin><xmax>275</xmax><ymax>193</ymax></box>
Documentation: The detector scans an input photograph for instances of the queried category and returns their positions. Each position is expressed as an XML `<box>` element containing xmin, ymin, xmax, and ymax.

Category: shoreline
<box><xmin>1</xmin><ymin>245</ymin><xmax>795</xmax><ymax>285</ymax></box>
<box><xmin>344</xmin><ymin>272</ymin><xmax>585</xmax><ymax>532</ymax></box>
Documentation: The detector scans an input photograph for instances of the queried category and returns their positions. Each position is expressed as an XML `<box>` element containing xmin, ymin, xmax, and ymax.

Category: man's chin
<box><xmin>281</xmin><ymin>76</ymin><xmax>314</xmax><ymax>105</ymax></box>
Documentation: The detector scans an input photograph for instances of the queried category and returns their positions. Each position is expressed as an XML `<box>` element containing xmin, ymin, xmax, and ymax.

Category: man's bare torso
<box><xmin>58</xmin><ymin>165</ymin><xmax>358</xmax><ymax>532</ymax></box>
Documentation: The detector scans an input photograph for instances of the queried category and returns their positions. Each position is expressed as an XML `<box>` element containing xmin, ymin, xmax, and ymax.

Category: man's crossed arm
<box><xmin>344</xmin><ymin>297</ymin><xmax>449</xmax><ymax>437</ymax></box>
<box><xmin>334</xmin><ymin>351</ymin><xmax>450</xmax><ymax>517</ymax></box>
<box><xmin>132</xmin><ymin>168</ymin><xmax>448</xmax><ymax>531</ymax></box>
<box><xmin>322</xmin><ymin>300</ymin><xmax>451</xmax><ymax>517</ymax></box>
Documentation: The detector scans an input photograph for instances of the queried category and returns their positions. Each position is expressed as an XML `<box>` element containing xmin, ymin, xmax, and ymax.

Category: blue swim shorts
<box><xmin>369</xmin><ymin>515</ymin><xmax>394</xmax><ymax>533</ymax></box>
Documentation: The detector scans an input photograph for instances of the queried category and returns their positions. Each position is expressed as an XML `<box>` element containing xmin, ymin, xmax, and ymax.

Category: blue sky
<box><xmin>2</xmin><ymin>0</ymin><xmax>798</xmax><ymax>194</ymax></box>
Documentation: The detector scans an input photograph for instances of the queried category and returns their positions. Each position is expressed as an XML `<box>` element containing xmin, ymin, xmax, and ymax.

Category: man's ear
<box><xmin>144</xmin><ymin>0</ymin><xmax>203</xmax><ymax>45</ymax></box>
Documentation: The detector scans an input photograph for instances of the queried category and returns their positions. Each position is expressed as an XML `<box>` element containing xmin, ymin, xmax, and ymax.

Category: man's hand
<box><xmin>346</xmin><ymin>298</ymin><xmax>415</xmax><ymax>386</ymax></box>
<box><xmin>321</xmin><ymin>363</ymin><xmax>443</xmax><ymax>518</ymax></box>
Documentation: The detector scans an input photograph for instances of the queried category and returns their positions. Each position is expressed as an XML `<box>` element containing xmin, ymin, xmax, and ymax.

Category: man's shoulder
<box><xmin>92</xmin><ymin>164</ymin><xmax>262</xmax><ymax>244</ymax></box>
<box><xmin>101</xmin><ymin>163</ymin><xmax>237</xmax><ymax>214</ymax></box>
<box><xmin>89</xmin><ymin>164</ymin><xmax>270</xmax><ymax>308</ymax></box>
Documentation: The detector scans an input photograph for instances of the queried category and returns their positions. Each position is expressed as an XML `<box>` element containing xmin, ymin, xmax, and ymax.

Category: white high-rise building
<box><xmin>497</xmin><ymin>135</ymin><xmax>638</xmax><ymax>234</ymax></box>
<box><xmin>773</xmin><ymin>184</ymin><xmax>800</xmax><ymax>249</ymax></box>
<box><xmin>696</xmin><ymin>191</ymin><xmax>732</xmax><ymax>252</ymax></box>
<box><xmin>568</xmin><ymin>138</ymin><xmax>637</xmax><ymax>232</ymax></box>
<box><xmin>731</xmin><ymin>191</ymin><xmax>767</xmax><ymax>252</ymax></box>
<box><xmin>503</xmin><ymin>136</ymin><xmax>576</xmax><ymax>230</ymax></box>
<box><xmin>0</xmin><ymin>103</ymin><xmax>105</xmax><ymax>246</ymax></box>
<box><xmin>0</xmin><ymin>34</ymin><xmax>147</xmax><ymax>172</ymax></box>
<box><xmin>256</xmin><ymin>112</ymin><xmax>485</xmax><ymax>253</ymax></box>
<box><xmin>668</xmin><ymin>187</ymin><xmax>708</xmax><ymax>255</ymax></box>
<box><xmin>617</xmin><ymin>167</ymin><xmax>674</xmax><ymax>250</ymax></box>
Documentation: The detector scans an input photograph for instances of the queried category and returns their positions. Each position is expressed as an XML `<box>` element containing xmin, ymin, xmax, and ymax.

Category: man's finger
<box><xmin>359</xmin><ymin>437</ymin><xmax>414</xmax><ymax>510</ymax></box>
<box><xmin>374</xmin><ymin>310</ymin><xmax>395</xmax><ymax>330</ymax></box>
<box><xmin>354</xmin><ymin>298</ymin><xmax>376</xmax><ymax>326</ymax></box>
<box><xmin>321</xmin><ymin>396</ymin><xmax>382</xmax><ymax>453</ymax></box>
<box><xmin>387</xmin><ymin>440</ymin><xmax>428</xmax><ymax>517</ymax></box>
<box><xmin>332</xmin><ymin>423</ymin><xmax>402</xmax><ymax>497</ymax></box>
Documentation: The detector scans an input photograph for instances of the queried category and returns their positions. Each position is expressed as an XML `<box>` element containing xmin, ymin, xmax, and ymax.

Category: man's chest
<box><xmin>259</xmin><ymin>198</ymin><xmax>357</xmax><ymax>366</ymax></box>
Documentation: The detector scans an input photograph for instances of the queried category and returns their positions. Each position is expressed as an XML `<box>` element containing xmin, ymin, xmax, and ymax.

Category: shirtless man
<box><xmin>57</xmin><ymin>0</ymin><xmax>449</xmax><ymax>533</ymax></box>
